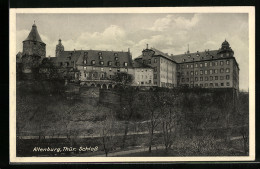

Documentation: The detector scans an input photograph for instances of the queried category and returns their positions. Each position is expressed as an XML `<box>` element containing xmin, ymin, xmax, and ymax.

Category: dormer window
<box><xmin>188</xmin><ymin>55</ymin><xmax>191</xmax><ymax>58</ymax></box>
<box><xmin>108</xmin><ymin>61</ymin><xmax>112</xmax><ymax>66</ymax></box>
<box><xmin>211</xmin><ymin>56</ymin><xmax>214</xmax><ymax>59</ymax></box>
<box><xmin>83</xmin><ymin>60</ymin><xmax>87</xmax><ymax>64</ymax></box>
<box><xmin>226</xmin><ymin>53</ymin><xmax>229</xmax><ymax>57</ymax></box>
<box><xmin>183</xmin><ymin>59</ymin><xmax>186</xmax><ymax>62</ymax></box>
<box><xmin>98</xmin><ymin>52</ymin><xmax>102</xmax><ymax>56</ymax></box>
<box><xmin>114</xmin><ymin>53</ymin><xmax>118</xmax><ymax>56</ymax></box>
<box><xmin>124</xmin><ymin>62</ymin><xmax>128</xmax><ymax>67</ymax></box>
<box><xmin>115</xmin><ymin>57</ymin><xmax>118</xmax><ymax>61</ymax></box>
<box><xmin>99</xmin><ymin>55</ymin><xmax>103</xmax><ymax>60</ymax></box>
<box><xmin>100</xmin><ymin>61</ymin><xmax>104</xmax><ymax>65</ymax></box>
<box><xmin>91</xmin><ymin>60</ymin><xmax>96</xmax><ymax>65</ymax></box>
<box><xmin>116</xmin><ymin>62</ymin><xmax>120</xmax><ymax>66</ymax></box>
<box><xmin>201</xmin><ymin>57</ymin><xmax>204</xmax><ymax>60</ymax></box>
<box><xmin>84</xmin><ymin>52</ymin><xmax>88</xmax><ymax>56</ymax></box>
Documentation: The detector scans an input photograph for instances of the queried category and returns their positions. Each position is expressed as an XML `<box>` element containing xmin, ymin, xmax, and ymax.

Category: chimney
<box><xmin>128</xmin><ymin>48</ymin><xmax>130</xmax><ymax>53</ymax></box>
<box><xmin>146</xmin><ymin>44</ymin><xmax>149</xmax><ymax>49</ymax></box>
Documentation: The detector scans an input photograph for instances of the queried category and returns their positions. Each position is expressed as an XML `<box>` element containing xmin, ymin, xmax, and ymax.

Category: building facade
<box><xmin>135</xmin><ymin>45</ymin><xmax>177</xmax><ymax>88</ymax></box>
<box><xmin>132</xmin><ymin>61</ymin><xmax>154</xmax><ymax>87</ymax></box>
<box><xmin>170</xmin><ymin>40</ymin><xmax>239</xmax><ymax>90</ymax></box>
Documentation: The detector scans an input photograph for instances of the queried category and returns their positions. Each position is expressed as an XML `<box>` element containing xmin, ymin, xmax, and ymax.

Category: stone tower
<box><xmin>55</xmin><ymin>39</ymin><xmax>64</xmax><ymax>57</ymax></box>
<box><xmin>22</xmin><ymin>22</ymin><xmax>46</xmax><ymax>58</ymax></box>
<box><xmin>217</xmin><ymin>39</ymin><xmax>234</xmax><ymax>57</ymax></box>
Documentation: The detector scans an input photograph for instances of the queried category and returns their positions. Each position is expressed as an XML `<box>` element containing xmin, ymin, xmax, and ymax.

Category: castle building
<box><xmin>135</xmin><ymin>40</ymin><xmax>239</xmax><ymax>90</ymax></box>
<box><xmin>132</xmin><ymin>60</ymin><xmax>154</xmax><ymax>87</ymax></box>
<box><xmin>22</xmin><ymin>23</ymin><xmax>46</xmax><ymax>58</ymax></box>
<box><xmin>52</xmin><ymin>41</ymin><xmax>135</xmax><ymax>88</ymax></box>
<box><xmin>135</xmin><ymin>45</ymin><xmax>178</xmax><ymax>88</ymax></box>
<box><xmin>170</xmin><ymin>40</ymin><xmax>239</xmax><ymax>90</ymax></box>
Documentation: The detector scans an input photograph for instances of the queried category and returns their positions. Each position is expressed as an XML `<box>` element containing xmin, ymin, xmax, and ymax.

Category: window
<box><xmin>148</xmin><ymin>59</ymin><xmax>151</xmax><ymax>64</ymax></box>
<box><xmin>221</xmin><ymin>83</ymin><xmax>224</xmax><ymax>86</ymax></box>
<box><xmin>220</xmin><ymin>76</ymin><xmax>224</xmax><ymax>80</ymax></box>
<box><xmin>214</xmin><ymin>69</ymin><xmax>218</xmax><ymax>74</ymax></box>
<box><xmin>210</xmin><ymin>62</ymin><xmax>212</xmax><ymax>66</ymax></box>
<box><xmin>227</xmin><ymin>82</ymin><xmax>230</xmax><ymax>86</ymax></box>
<box><xmin>116</xmin><ymin>62</ymin><xmax>120</xmax><ymax>66</ymax></box>
<box><xmin>60</xmin><ymin>62</ymin><xmax>63</xmax><ymax>66</ymax></box>
<box><xmin>109</xmin><ymin>75</ymin><xmax>112</xmax><ymax>79</ymax></box>
<box><xmin>101</xmin><ymin>68</ymin><xmax>104</xmax><ymax>71</ymax></box>
<box><xmin>115</xmin><ymin>57</ymin><xmax>118</xmax><ymax>61</ymax></box>
<box><xmin>215</xmin><ymin>76</ymin><xmax>218</xmax><ymax>80</ymax></box>
<box><xmin>100</xmin><ymin>61</ymin><xmax>104</xmax><ymax>65</ymax></box>
<box><xmin>226</xmin><ymin>68</ymin><xmax>230</xmax><ymax>73</ymax></box>
<box><xmin>226</xmin><ymin>53</ymin><xmax>230</xmax><ymax>57</ymax></box>
<box><xmin>114</xmin><ymin>53</ymin><xmax>118</xmax><ymax>56</ymax></box>
<box><xmin>83</xmin><ymin>66</ymin><xmax>86</xmax><ymax>70</ymax></box>
<box><xmin>109</xmin><ymin>68</ymin><xmax>112</xmax><ymax>71</ymax></box>
<box><xmin>191</xmin><ymin>64</ymin><xmax>193</xmax><ymax>68</ymax></box>
<box><xmin>195</xmin><ymin>77</ymin><xmax>198</xmax><ymax>81</ymax></box>
<box><xmin>83</xmin><ymin>60</ymin><xmax>87</xmax><ymax>64</ymax></box>
<box><xmin>143</xmin><ymin>60</ymin><xmax>146</xmax><ymax>64</ymax></box>
<box><xmin>99</xmin><ymin>55</ymin><xmax>103</xmax><ymax>60</ymax></box>
<box><xmin>210</xmin><ymin>76</ymin><xmax>213</xmax><ymax>81</ymax></box>
<box><xmin>210</xmin><ymin>69</ymin><xmax>213</xmax><ymax>74</ymax></box>
<box><xmin>154</xmin><ymin>58</ymin><xmax>157</xmax><ymax>63</ymax></box>
<box><xmin>200</xmin><ymin>63</ymin><xmax>203</xmax><ymax>68</ymax></box>
<box><xmin>200</xmin><ymin>77</ymin><xmax>203</xmax><ymax>81</ymax></box>
<box><xmin>210</xmin><ymin>83</ymin><xmax>213</xmax><ymax>87</ymax></box>
<box><xmin>91</xmin><ymin>60</ymin><xmax>95</xmax><ymax>65</ymax></box>
<box><xmin>117</xmin><ymin>68</ymin><xmax>120</xmax><ymax>72</ymax></box>
<box><xmin>205</xmin><ymin>62</ymin><xmax>208</xmax><ymax>67</ymax></box>
<box><xmin>200</xmin><ymin>84</ymin><xmax>203</xmax><ymax>87</ymax></box>
<box><xmin>220</xmin><ymin>68</ymin><xmax>224</xmax><ymax>73</ymax></box>
<box><xmin>200</xmin><ymin>70</ymin><xmax>203</xmax><ymax>75</ymax></box>
<box><xmin>186</xmin><ymin>64</ymin><xmax>189</xmax><ymax>68</ymax></box>
<box><xmin>205</xmin><ymin>77</ymin><xmax>208</xmax><ymax>81</ymax></box>
<box><xmin>205</xmin><ymin>83</ymin><xmax>208</xmax><ymax>87</ymax></box>
<box><xmin>205</xmin><ymin>70</ymin><xmax>208</xmax><ymax>75</ymax></box>
<box><xmin>187</xmin><ymin>78</ymin><xmax>189</xmax><ymax>82</ymax></box>
<box><xmin>181</xmin><ymin>65</ymin><xmax>184</xmax><ymax>69</ymax></box>
<box><xmin>215</xmin><ymin>83</ymin><xmax>218</xmax><ymax>87</ymax></box>
<box><xmin>183</xmin><ymin>59</ymin><xmax>186</xmax><ymax>62</ymax></box>
<box><xmin>226</xmin><ymin>75</ymin><xmax>230</xmax><ymax>80</ymax></box>
<box><xmin>182</xmin><ymin>78</ymin><xmax>185</xmax><ymax>82</ymax></box>
<box><xmin>195</xmin><ymin>63</ymin><xmax>198</xmax><ymax>68</ymax></box>
<box><xmin>191</xmin><ymin>71</ymin><xmax>194</xmax><ymax>75</ymax></box>
<box><xmin>226</xmin><ymin>60</ymin><xmax>230</xmax><ymax>65</ymax></box>
<box><xmin>108</xmin><ymin>61</ymin><xmax>112</xmax><ymax>66</ymax></box>
<box><xmin>98</xmin><ymin>52</ymin><xmax>102</xmax><ymax>56</ymax></box>
<box><xmin>124</xmin><ymin>62</ymin><xmax>128</xmax><ymax>67</ymax></box>
<box><xmin>221</xmin><ymin>54</ymin><xmax>223</xmax><ymax>57</ymax></box>
<box><xmin>220</xmin><ymin>61</ymin><xmax>223</xmax><ymax>65</ymax></box>
<box><xmin>215</xmin><ymin>61</ymin><xmax>218</xmax><ymax>66</ymax></box>
<box><xmin>195</xmin><ymin>71</ymin><xmax>198</xmax><ymax>75</ymax></box>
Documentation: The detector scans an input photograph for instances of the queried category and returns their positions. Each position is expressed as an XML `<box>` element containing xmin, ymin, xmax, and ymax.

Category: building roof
<box><xmin>135</xmin><ymin>48</ymin><xmax>176</xmax><ymax>63</ymax></box>
<box><xmin>132</xmin><ymin>60</ymin><xmax>153</xmax><ymax>69</ymax></box>
<box><xmin>59</xmin><ymin>50</ymin><xmax>133</xmax><ymax>68</ymax></box>
<box><xmin>23</xmin><ymin>24</ymin><xmax>45</xmax><ymax>44</ymax></box>
<box><xmin>170</xmin><ymin>50</ymin><xmax>219</xmax><ymax>63</ymax></box>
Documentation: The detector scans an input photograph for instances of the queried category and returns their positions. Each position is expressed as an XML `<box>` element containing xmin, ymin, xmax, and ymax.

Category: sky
<box><xmin>16</xmin><ymin>13</ymin><xmax>249</xmax><ymax>90</ymax></box>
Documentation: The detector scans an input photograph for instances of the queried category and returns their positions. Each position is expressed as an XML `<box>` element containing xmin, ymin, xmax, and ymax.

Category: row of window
<box><xmin>137</xmin><ymin>75</ymin><xmax>153</xmax><ymax>80</ymax></box>
<box><xmin>182</xmin><ymin>53</ymin><xmax>230</xmax><ymax>62</ymax></box>
<box><xmin>137</xmin><ymin>80</ymin><xmax>152</xmax><ymax>85</ymax></box>
<box><xmin>182</xmin><ymin>82</ymin><xmax>230</xmax><ymax>87</ymax></box>
<box><xmin>181</xmin><ymin>75</ymin><xmax>230</xmax><ymax>82</ymax></box>
<box><xmin>83</xmin><ymin>66</ymin><xmax>128</xmax><ymax>72</ymax></box>
<box><xmin>180</xmin><ymin>60</ymin><xmax>230</xmax><ymax>69</ymax></box>
<box><xmin>180</xmin><ymin>68</ymin><xmax>230</xmax><ymax>76</ymax></box>
<box><xmin>83</xmin><ymin>60</ymin><xmax>128</xmax><ymax>67</ymax></box>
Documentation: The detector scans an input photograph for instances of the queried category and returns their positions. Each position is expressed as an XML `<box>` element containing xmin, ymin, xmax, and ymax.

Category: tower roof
<box><xmin>23</xmin><ymin>23</ymin><xmax>45</xmax><ymax>44</ymax></box>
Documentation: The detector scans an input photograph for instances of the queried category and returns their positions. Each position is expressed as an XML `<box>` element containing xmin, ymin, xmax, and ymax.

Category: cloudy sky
<box><xmin>16</xmin><ymin>13</ymin><xmax>249</xmax><ymax>90</ymax></box>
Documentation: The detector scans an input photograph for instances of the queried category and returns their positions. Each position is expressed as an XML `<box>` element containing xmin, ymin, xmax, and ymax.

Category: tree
<box><xmin>139</xmin><ymin>91</ymin><xmax>161</xmax><ymax>153</ymax></box>
<box><xmin>111</xmin><ymin>72</ymin><xmax>133</xmax><ymax>87</ymax></box>
<box><xmin>119</xmin><ymin>88</ymin><xmax>139</xmax><ymax>149</ymax></box>
<box><xmin>100</xmin><ymin>108</ymin><xmax>117</xmax><ymax>156</ymax></box>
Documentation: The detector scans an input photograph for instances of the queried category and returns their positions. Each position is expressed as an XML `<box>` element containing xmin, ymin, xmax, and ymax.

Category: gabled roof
<box><xmin>135</xmin><ymin>48</ymin><xmax>176</xmax><ymax>63</ymax></box>
<box><xmin>170</xmin><ymin>50</ymin><xmax>219</xmax><ymax>63</ymax></box>
<box><xmin>67</xmin><ymin>50</ymin><xmax>133</xmax><ymax>68</ymax></box>
<box><xmin>23</xmin><ymin>24</ymin><xmax>45</xmax><ymax>44</ymax></box>
<box><xmin>132</xmin><ymin>60</ymin><xmax>153</xmax><ymax>69</ymax></box>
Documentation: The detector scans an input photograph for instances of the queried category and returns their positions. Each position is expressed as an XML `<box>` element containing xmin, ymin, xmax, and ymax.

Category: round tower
<box><xmin>55</xmin><ymin>39</ymin><xmax>64</xmax><ymax>57</ymax></box>
<box><xmin>22</xmin><ymin>22</ymin><xmax>46</xmax><ymax>58</ymax></box>
<box><xmin>217</xmin><ymin>39</ymin><xmax>234</xmax><ymax>57</ymax></box>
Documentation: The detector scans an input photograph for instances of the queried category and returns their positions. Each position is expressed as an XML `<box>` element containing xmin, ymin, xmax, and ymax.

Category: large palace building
<box><xmin>17</xmin><ymin>23</ymin><xmax>240</xmax><ymax>90</ymax></box>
